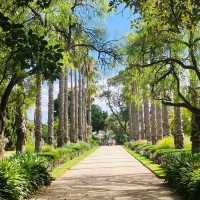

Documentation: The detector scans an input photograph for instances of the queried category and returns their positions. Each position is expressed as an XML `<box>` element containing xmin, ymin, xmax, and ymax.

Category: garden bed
<box><xmin>0</xmin><ymin>142</ymin><xmax>97</xmax><ymax>200</ymax></box>
<box><xmin>125</xmin><ymin>139</ymin><xmax>200</xmax><ymax>200</ymax></box>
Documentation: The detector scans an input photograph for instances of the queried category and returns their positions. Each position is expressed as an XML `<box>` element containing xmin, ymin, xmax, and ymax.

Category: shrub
<box><xmin>0</xmin><ymin>142</ymin><xmax>95</xmax><ymax>200</ymax></box>
<box><xmin>155</xmin><ymin>136</ymin><xmax>175</xmax><ymax>150</ymax></box>
<box><xmin>0</xmin><ymin>154</ymin><xmax>51</xmax><ymax>200</ymax></box>
<box><xmin>161</xmin><ymin>152</ymin><xmax>200</xmax><ymax>200</ymax></box>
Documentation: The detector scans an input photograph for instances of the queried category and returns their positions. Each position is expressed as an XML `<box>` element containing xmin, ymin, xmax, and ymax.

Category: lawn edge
<box><xmin>51</xmin><ymin>146</ymin><xmax>98</xmax><ymax>178</ymax></box>
<box><xmin>124</xmin><ymin>146</ymin><xmax>166</xmax><ymax>179</ymax></box>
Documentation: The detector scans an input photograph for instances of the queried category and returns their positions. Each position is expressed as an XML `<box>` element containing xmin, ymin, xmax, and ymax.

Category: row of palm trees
<box><xmin>128</xmin><ymin>83</ymin><xmax>184</xmax><ymax>148</ymax></box>
<box><xmin>34</xmin><ymin>63</ymin><xmax>94</xmax><ymax>152</ymax></box>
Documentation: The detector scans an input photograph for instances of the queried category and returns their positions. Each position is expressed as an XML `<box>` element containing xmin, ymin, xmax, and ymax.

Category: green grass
<box><xmin>51</xmin><ymin>146</ymin><xmax>98</xmax><ymax>178</ymax></box>
<box><xmin>124</xmin><ymin>146</ymin><xmax>166</xmax><ymax>178</ymax></box>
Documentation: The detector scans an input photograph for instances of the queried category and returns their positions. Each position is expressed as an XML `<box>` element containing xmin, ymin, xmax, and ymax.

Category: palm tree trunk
<box><xmin>48</xmin><ymin>80</ymin><xmax>54</xmax><ymax>145</ymax></box>
<box><xmin>144</xmin><ymin>98</ymin><xmax>151</xmax><ymax>142</ymax></box>
<box><xmin>79</xmin><ymin>71</ymin><xmax>83</xmax><ymax>141</ymax></box>
<box><xmin>191</xmin><ymin>113</ymin><xmax>200</xmax><ymax>153</ymax></box>
<box><xmin>173</xmin><ymin>107</ymin><xmax>184</xmax><ymax>149</ymax></box>
<box><xmin>57</xmin><ymin>72</ymin><xmax>64</xmax><ymax>147</ymax></box>
<box><xmin>34</xmin><ymin>75</ymin><xmax>42</xmax><ymax>153</ymax></box>
<box><xmin>131</xmin><ymin>82</ymin><xmax>139</xmax><ymax>140</ymax></box>
<box><xmin>156</xmin><ymin>103</ymin><xmax>163</xmax><ymax>141</ymax></box>
<box><xmin>139</xmin><ymin>104</ymin><xmax>145</xmax><ymax>139</ymax></box>
<box><xmin>70</xmin><ymin>69</ymin><xmax>76</xmax><ymax>142</ymax></box>
<box><xmin>82</xmin><ymin>74</ymin><xmax>87</xmax><ymax>141</ymax></box>
<box><xmin>74</xmin><ymin>69</ymin><xmax>78</xmax><ymax>142</ymax></box>
<box><xmin>150</xmin><ymin>101</ymin><xmax>157</xmax><ymax>144</ymax></box>
<box><xmin>16</xmin><ymin>106</ymin><xmax>26</xmax><ymax>153</ymax></box>
<box><xmin>128</xmin><ymin>103</ymin><xmax>133</xmax><ymax>140</ymax></box>
<box><xmin>64</xmin><ymin>69</ymin><xmax>69</xmax><ymax>143</ymax></box>
<box><xmin>162</xmin><ymin>104</ymin><xmax>170</xmax><ymax>137</ymax></box>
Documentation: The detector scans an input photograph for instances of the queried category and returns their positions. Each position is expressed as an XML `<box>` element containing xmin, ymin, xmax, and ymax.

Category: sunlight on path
<box><xmin>32</xmin><ymin>146</ymin><xmax>181</xmax><ymax>200</ymax></box>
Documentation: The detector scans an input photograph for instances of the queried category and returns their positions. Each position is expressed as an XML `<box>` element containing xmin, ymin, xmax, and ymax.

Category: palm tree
<box><xmin>48</xmin><ymin>80</ymin><xmax>54</xmax><ymax>145</ymax></box>
<box><xmin>173</xmin><ymin>107</ymin><xmax>184</xmax><ymax>149</ymax></box>
<box><xmin>70</xmin><ymin>69</ymin><xmax>76</xmax><ymax>142</ymax></box>
<box><xmin>143</xmin><ymin>98</ymin><xmax>151</xmax><ymax>142</ymax></box>
<box><xmin>128</xmin><ymin>102</ymin><xmax>133</xmax><ymax>140</ymax></box>
<box><xmin>156</xmin><ymin>103</ymin><xmax>163</xmax><ymax>141</ymax></box>
<box><xmin>64</xmin><ymin>69</ymin><xmax>69</xmax><ymax>143</ymax></box>
<box><xmin>82</xmin><ymin>72</ymin><xmax>87</xmax><ymax>141</ymax></box>
<box><xmin>57</xmin><ymin>71</ymin><xmax>64</xmax><ymax>147</ymax></box>
<box><xmin>34</xmin><ymin>75</ymin><xmax>42</xmax><ymax>152</ymax></box>
<box><xmin>162</xmin><ymin>104</ymin><xmax>170</xmax><ymax>137</ymax></box>
<box><xmin>139</xmin><ymin>104</ymin><xmax>145</xmax><ymax>139</ymax></box>
<box><xmin>74</xmin><ymin>69</ymin><xmax>78</xmax><ymax>142</ymax></box>
<box><xmin>79</xmin><ymin>69</ymin><xmax>83</xmax><ymax>141</ymax></box>
<box><xmin>131</xmin><ymin>82</ymin><xmax>139</xmax><ymax>140</ymax></box>
<box><xmin>150</xmin><ymin>101</ymin><xmax>157</xmax><ymax>144</ymax></box>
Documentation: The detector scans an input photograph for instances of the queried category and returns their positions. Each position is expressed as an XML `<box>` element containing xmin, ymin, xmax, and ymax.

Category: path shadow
<box><xmin>32</xmin><ymin>173</ymin><xmax>181</xmax><ymax>200</ymax></box>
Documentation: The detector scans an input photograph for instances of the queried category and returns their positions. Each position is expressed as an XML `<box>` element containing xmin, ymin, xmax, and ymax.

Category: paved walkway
<box><xmin>32</xmin><ymin>146</ymin><xmax>181</xmax><ymax>200</ymax></box>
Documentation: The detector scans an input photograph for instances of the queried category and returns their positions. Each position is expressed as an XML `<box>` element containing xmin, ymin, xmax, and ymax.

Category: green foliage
<box><xmin>0</xmin><ymin>142</ymin><xmax>96</xmax><ymax>200</ymax></box>
<box><xmin>156</xmin><ymin>136</ymin><xmax>175</xmax><ymax>150</ymax></box>
<box><xmin>91</xmin><ymin>104</ymin><xmax>108</xmax><ymax>132</ymax></box>
<box><xmin>0</xmin><ymin>153</ymin><xmax>51</xmax><ymax>200</ymax></box>
<box><xmin>162</xmin><ymin>152</ymin><xmax>200</xmax><ymax>200</ymax></box>
<box><xmin>126</xmin><ymin>139</ymin><xmax>200</xmax><ymax>200</ymax></box>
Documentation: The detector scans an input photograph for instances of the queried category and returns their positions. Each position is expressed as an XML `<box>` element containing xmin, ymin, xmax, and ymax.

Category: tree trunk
<box><xmin>34</xmin><ymin>75</ymin><xmax>42</xmax><ymax>153</ymax></box>
<box><xmin>70</xmin><ymin>69</ymin><xmax>76</xmax><ymax>142</ymax></box>
<box><xmin>131</xmin><ymin>102</ymin><xmax>139</xmax><ymax>140</ymax></box>
<box><xmin>156</xmin><ymin>103</ymin><xmax>163</xmax><ymax>141</ymax></box>
<box><xmin>82</xmin><ymin>74</ymin><xmax>87</xmax><ymax>141</ymax></box>
<box><xmin>139</xmin><ymin>104</ymin><xmax>145</xmax><ymax>139</ymax></box>
<box><xmin>173</xmin><ymin>107</ymin><xmax>184</xmax><ymax>149</ymax></box>
<box><xmin>48</xmin><ymin>81</ymin><xmax>54</xmax><ymax>145</ymax></box>
<box><xmin>162</xmin><ymin>104</ymin><xmax>170</xmax><ymax>137</ymax></box>
<box><xmin>16</xmin><ymin>105</ymin><xmax>26</xmax><ymax>153</ymax></box>
<box><xmin>57</xmin><ymin>72</ymin><xmax>64</xmax><ymax>147</ymax></box>
<box><xmin>150</xmin><ymin>101</ymin><xmax>157</xmax><ymax>144</ymax></box>
<box><xmin>0</xmin><ymin>76</ymin><xmax>18</xmax><ymax>156</ymax></box>
<box><xmin>64</xmin><ymin>69</ymin><xmax>69</xmax><ymax>143</ymax></box>
<box><xmin>144</xmin><ymin>98</ymin><xmax>151</xmax><ymax>142</ymax></box>
<box><xmin>79</xmin><ymin>71</ymin><xmax>83</xmax><ymax>141</ymax></box>
<box><xmin>131</xmin><ymin>82</ymin><xmax>139</xmax><ymax>140</ymax></box>
<box><xmin>128</xmin><ymin>103</ymin><xmax>133</xmax><ymax>140</ymax></box>
<box><xmin>74</xmin><ymin>69</ymin><xmax>78</xmax><ymax>142</ymax></box>
<box><xmin>191</xmin><ymin>113</ymin><xmax>200</xmax><ymax>153</ymax></box>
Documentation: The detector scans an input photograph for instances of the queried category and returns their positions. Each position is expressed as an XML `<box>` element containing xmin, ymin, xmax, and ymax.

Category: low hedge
<box><xmin>126</xmin><ymin>140</ymin><xmax>200</xmax><ymax>200</ymax></box>
<box><xmin>0</xmin><ymin>142</ymin><xmax>95</xmax><ymax>200</ymax></box>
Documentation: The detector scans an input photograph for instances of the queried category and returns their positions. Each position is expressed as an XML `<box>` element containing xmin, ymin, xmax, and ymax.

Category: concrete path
<box><xmin>32</xmin><ymin>146</ymin><xmax>181</xmax><ymax>200</ymax></box>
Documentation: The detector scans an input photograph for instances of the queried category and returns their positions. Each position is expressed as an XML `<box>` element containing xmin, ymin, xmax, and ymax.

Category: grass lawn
<box><xmin>124</xmin><ymin>146</ymin><xmax>166</xmax><ymax>178</ymax></box>
<box><xmin>51</xmin><ymin>146</ymin><xmax>98</xmax><ymax>178</ymax></box>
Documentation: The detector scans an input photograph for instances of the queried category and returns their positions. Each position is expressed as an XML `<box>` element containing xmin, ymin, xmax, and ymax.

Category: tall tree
<box><xmin>150</xmin><ymin>101</ymin><xmax>157</xmax><ymax>144</ymax></box>
<box><xmin>173</xmin><ymin>107</ymin><xmax>184</xmax><ymax>149</ymax></box>
<box><xmin>79</xmin><ymin>69</ymin><xmax>83</xmax><ymax>141</ymax></box>
<box><xmin>70</xmin><ymin>69</ymin><xmax>76</xmax><ymax>142</ymax></box>
<box><xmin>162</xmin><ymin>104</ymin><xmax>170</xmax><ymax>137</ymax></box>
<box><xmin>34</xmin><ymin>75</ymin><xmax>42</xmax><ymax>153</ymax></box>
<box><xmin>156</xmin><ymin>103</ymin><xmax>163</xmax><ymax>141</ymax></box>
<box><xmin>58</xmin><ymin>71</ymin><xmax>64</xmax><ymax>147</ymax></box>
<box><xmin>74</xmin><ymin>69</ymin><xmax>78</xmax><ymax>142</ymax></box>
<box><xmin>139</xmin><ymin>104</ymin><xmax>145</xmax><ymax>139</ymax></box>
<box><xmin>64</xmin><ymin>69</ymin><xmax>69</xmax><ymax>143</ymax></box>
<box><xmin>144</xmin><ymin>98</ymin><xmax>151</xmax><ymax>142</ymax></box>
<box><xmin>48</xmin><ymin>81</ymin><xmax>54</xmax><ymax>145</ymax></box>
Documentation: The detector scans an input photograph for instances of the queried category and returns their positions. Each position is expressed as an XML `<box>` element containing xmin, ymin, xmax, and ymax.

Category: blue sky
<box><xmin>28</xmin><ymin>6</ymin><xmax>132</xmax><ymax>123</ymax></box>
